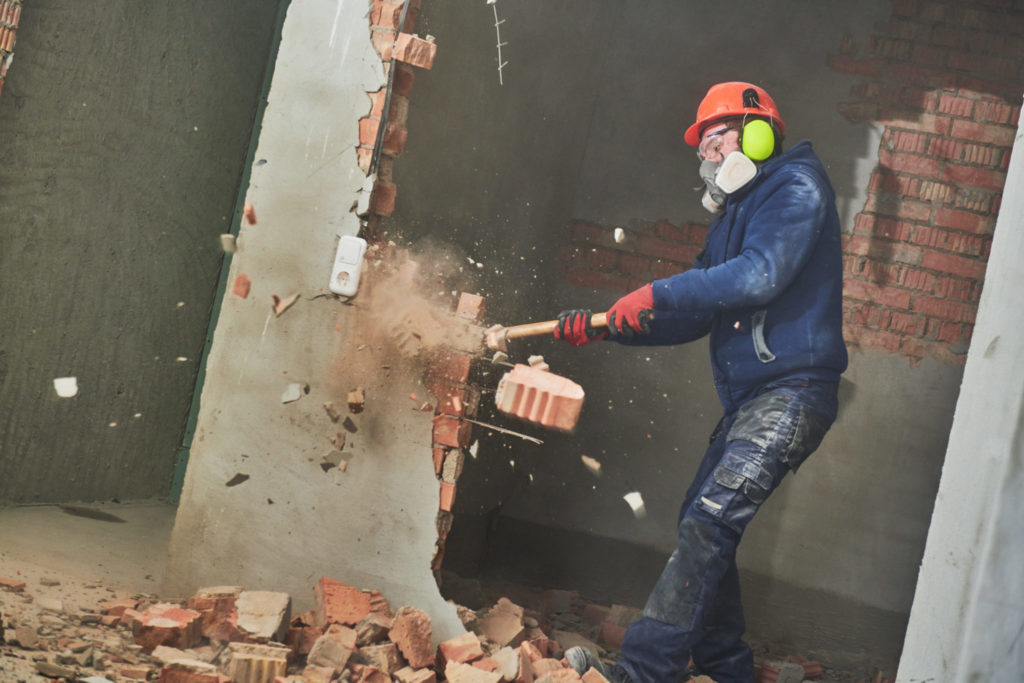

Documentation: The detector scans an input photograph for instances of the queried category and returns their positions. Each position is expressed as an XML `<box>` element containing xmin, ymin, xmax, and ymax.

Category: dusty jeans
<box><xmin>618</xmin><ymin>379</ymin><xmax>838</xmax><ymax>683</ymax></box>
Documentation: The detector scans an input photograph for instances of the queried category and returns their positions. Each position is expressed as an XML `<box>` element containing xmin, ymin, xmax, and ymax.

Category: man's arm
<box><xmin>652</xmin><ymin>169</ymin><xmax>828</xmax><ymax>313</ymax></box>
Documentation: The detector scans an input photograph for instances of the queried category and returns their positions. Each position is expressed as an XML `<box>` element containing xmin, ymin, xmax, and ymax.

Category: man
<box><xmin>555</xmin><ymin>82</ymin><xmax>848</xmax><ymax>683</ymax></box>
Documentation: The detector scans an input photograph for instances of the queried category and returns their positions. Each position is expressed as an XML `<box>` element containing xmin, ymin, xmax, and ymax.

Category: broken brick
<box><xmin>393</xmin><ymin>33</ymin><xmax>437</xmax><ymax>70</ymax></box>
<box><xmin>348</xmin><ymin>386</ymin><xmax>366</xmax><ymax>413</ymax></box>
<box><xmin>301</xmin><ymin>664</ymin><xmax>336</xmax><ymax>683</ymax></box>
<box><xmin>428</xmin><ymin>352</ymin><xmax>472</xmax><ymax>384</ymax></box>
<box><xmin>394</xmin><ymin>666</ymin><xmax>438</xmax><ymax>683</ymax></box>
<box><xmin>433</xmin><ymin>447</ymin><xmax>448</xmax><ymax>476</ymax></box>
<box><xmin>519</xmin><ymin>640</ymin><xmax>545</xmax><ymax>663</ymax></box>
<box><xmin>445</xmin><ymin>661</ymin><xmax>502</xmax><ymax>683</ymax></box>
<box><xmin>433</xmin><ymin>414</ymin><xmax>472</xmax><ymax>448</ymax></box>
<box><xmin>223</xmin><ymin>642</ymin><xmax>290</xmax><ymax>683</ymax></box>
<box><xmin>356</xmin><ymin>610</ymin><xmax>394</xmax><ymax>646</ymax></box>
<box><xmin>531</xmin><ymin>659</ymin><xmax>564</xmax><ymax>677</ymax></box>
<box><xmin>233</xmin><ymin>274</ymin><xmax>251</xmax><ymax>298</ymax></box>
<box><xmin>361</xmin><ymin>642</ymin><xmax>404</xmax><ymax>674</ymax></box>
<box><xmin>0</xmin><ymin>577</ymin><xmax>26</xmax><ymax>592</ymax></box>
<box><xmin>236</xmin><ymin>590</ymin><xmax>291</xmax><ymax>643</ymax></box>
<box><xmin>438</xmin><ymin>631</ymin><xmax>485</xmax><ymax>667</ymax></box>
<box><xmin>439</xmin><ymin>481</ymin><xmax>456</xmax><ymax>512</ymax></box>
<box><xmin>132</xmin><ymin>604</ymin><xmax>203</xmax><ymax>652</ymax></box>
<box><xmin>314</xmin><ymin>577</ymin><xmax>373</xmax><ymax>627</ymax></box>
<box><xmin>352</xmin><ymin>664</ymin><xmax>392</xmax><ymax>683</ymax></box>
<box><xmin>285</xmin><ymin>622</ymin><xmax>323</xmax><ymax>656</ymax></box>
<box><xmin>389</xmin><ymin>606</ymin><xmax>434</xmax><ymax>668</ymax></box>
<box><xmin>478</xmin><ymin>605</ymin><xmax>526</xmax><ymax>648</ymax></box>
<box><xmin>538</xmin><ymin>669</ymin><xmax>583</xmax><ymax>683</ymax></box>
<box><xmin>456</xmin><ymin>293</ymin><xmax>485</xmax><ymax>322</ymax></box>
<box><xmin>187</xmin><ymin>586</ymin><xmax>242</xmax><ymax>641</ymax></box>
<box><xmin>243</xmin><ymin>202</ymin><xmax>257</xmax><ymax>225</ymax></box>
<box><xmin>598</xmin><ymin>621</ymin><xmax>625</xmax><ymax>650</ymax></box>
<box><xmin>307</xmin><ymin>624</ymin><xmax>358</xmax><ymax>673</ymax></box>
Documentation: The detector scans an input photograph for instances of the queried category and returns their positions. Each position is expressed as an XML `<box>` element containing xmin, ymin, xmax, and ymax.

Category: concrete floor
<box><xmin>0</xmin><ymin>501</ymin><xmax>175</xmax><ymax>595</ymax></box>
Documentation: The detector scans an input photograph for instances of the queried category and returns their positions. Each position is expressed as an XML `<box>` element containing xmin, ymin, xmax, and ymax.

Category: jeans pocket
<box><xmin>695</xmin><ymin>449</ymin><xmax>774</xmax><ymax>533</ymax></box>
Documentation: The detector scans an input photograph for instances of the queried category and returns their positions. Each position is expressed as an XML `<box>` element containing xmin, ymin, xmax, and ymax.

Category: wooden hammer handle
<box><xmin>505</xmin><ymin>312</ymin><xmax>609</xmax><ymax>341</ymax></box>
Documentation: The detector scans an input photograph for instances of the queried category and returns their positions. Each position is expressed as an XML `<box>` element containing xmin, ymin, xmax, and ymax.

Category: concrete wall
<box><xmin>165</xmin><ymin>0</ymin><xmax>465</xmax><ymax>643</ymax></box>
<box><xmin>898</xmin><ymin>98</ymin><xmax>1024</xmax><ymax>683</ymax></box>
<box><xmin>0</xmin><ymin>1</ymin><xmax>282</xmax><ymax>503</ymax></box>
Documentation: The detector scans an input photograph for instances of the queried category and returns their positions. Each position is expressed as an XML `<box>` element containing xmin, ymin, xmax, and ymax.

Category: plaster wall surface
<box><xmin>166</xmin><ymin>0</ymin><xmax>464</xmax><ymax>642</ymax></box>
<box><xmin>389</xmin><ymin>0</ymin><xmax>958</xmax><ymax>655</ymax></box>
<box><xmin>0</xmin><ymin>1</ymin><xmax>281</xmax><ymax>503</ymax></box>
<box><xmin>898</xmin><ymin>99</ymin><xmax>1024</xmax><ymax>683</ymax></box>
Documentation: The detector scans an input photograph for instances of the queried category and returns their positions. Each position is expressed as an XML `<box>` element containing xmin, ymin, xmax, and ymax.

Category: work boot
<box><xmin>564</xmin><ymin>646</ymin><xmax>633</xmax><ymax>683</ymax></box>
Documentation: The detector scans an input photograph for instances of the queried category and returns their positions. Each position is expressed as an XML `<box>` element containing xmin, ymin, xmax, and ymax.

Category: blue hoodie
<box><xmin>617</xmin><ymin>141</ymin><xmax>848</xmax><ymax>412</ymax></box>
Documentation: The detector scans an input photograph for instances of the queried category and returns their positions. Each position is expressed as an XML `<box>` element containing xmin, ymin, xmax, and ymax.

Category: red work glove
<box><xmin>606</xmin><ymin>283</ymin><xmax>654</xmax><ymax>336</ymax></box>
<box><xmin>554</xmin><ymin>309</ymin><xmax>609</xmax><ymax>346</ymax></box>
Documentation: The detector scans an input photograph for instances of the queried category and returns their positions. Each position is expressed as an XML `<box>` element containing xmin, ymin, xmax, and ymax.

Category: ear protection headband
<box><xmin>737</xmin><ymin>88</ymin><xmax>779</xmax><ymax>162</ymax></box>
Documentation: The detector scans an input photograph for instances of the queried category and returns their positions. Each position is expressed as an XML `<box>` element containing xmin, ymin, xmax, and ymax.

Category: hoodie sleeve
<box><xmin>651</xmin><ymin>167</ymin><xmax>828</xmax><ymax>313</ymax></box>
<box><xmin>611</xmin><ymin>308</ymin><xmax>714</xmax><ymax>347</ymax></box>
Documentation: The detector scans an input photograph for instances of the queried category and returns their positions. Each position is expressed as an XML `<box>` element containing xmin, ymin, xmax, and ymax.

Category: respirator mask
<box><xmin>699</xmin><ymin>152</ymin><xmax>757</xmax><ymax>214</ymax></box>
<box><xmin>696</xmin><ymin>118</ymin><xmax>775</xmax><ymax>213</ymax></box>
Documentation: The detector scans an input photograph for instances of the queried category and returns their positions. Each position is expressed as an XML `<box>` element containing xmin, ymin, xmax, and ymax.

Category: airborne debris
<box><xmin>281</xmin><ymin>383</ymin><xmax>308</xmax><ymax>404</ymax></box>
<box><xmin>272</xmin><ymin>292</ymin><xmax>300</xmax><ymax>316</ymax></box>
<box><xmin>623</xmin><ymin>491</ymin><xmax>646</xmax><ymax>518</ymax></box>
<box><xmin>243</xmin><ymin>202</ymin><xmax>257</xmax><ymax>225</ymax></box>
<box><xmin>347</xmin><ymin>387</ymin><xmax>365</xmax><ymax>413</ymax></box>
<box><xmin>220</xmin><ymin>234</ymin><xmax>237</xmax><ymax>253</ymax></box>
<box><xmin>614</xmin><ymin>227</ymin><xmax>626</xmax><ymax>243</ymax></box>
<box><xmin>330</xmin><ymin>432</ymin><xmax>346</xmax><ymax>450</ymax></box>
<box><xmin>225</xmin><ymin>473</ymin><xmax>250</xmax><ymax>487</ymax></box>
<box><xmin>53</xmin><ymin>377</ymin><xmax>78</xmax><ymax>398</ymax></box>
<box><xmin>323</xmin><ymin>402</ymin><xmax>341</xmax><ymax>422</ymax></box>
<box><xmin>233</xmin><ymin>274</ymin><xmax>251</xmax><ymax>298</ymax></box>
<box><xmin>581</xmin><ymin>455</ymin><xmax>602</xmax><ymax>476</ymax></box>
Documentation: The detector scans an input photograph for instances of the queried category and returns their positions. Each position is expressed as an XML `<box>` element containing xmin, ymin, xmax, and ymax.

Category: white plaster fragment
<box><xmin>281</xmin><ymin>383</ymin><xmax>305</xmax><ymax>404</ymax></box>
<box><xmin>623</xmin><ymin>491</ymin><xmax>646</xmax><ymax>518</ymax></box>
<box><xmin>53</xmin><ymin>377</ymin><xmax>78</xmax><ymax>398</ymax></box>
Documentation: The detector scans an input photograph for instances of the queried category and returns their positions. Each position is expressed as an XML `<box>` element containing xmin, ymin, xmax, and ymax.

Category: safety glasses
<box><xmin>697</xmin><ymin>125</ymin><xmax>739</xmax><ymax>161</ymax></box>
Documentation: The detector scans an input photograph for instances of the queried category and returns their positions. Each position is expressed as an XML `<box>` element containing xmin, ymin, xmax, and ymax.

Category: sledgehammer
<box><xmin>484</xmin><ymin>313</ymin><xmax>609</xmax><ymax>352</ymax></box>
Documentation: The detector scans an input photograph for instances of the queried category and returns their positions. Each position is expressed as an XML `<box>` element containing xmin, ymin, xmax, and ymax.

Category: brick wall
<box><xmin>0</xmin><ymin>0</ymin><xmax>22</xmax><ymax>97</ymax></box>
<box><xmin>557</xmin><ymin>0</ymin><xmax>1022</xmax><ymax>366</ymax></box>
<box><xmin>360</xmin><ymin>0</ymin><xmax>436</xmax><ymax>233</ymax></box>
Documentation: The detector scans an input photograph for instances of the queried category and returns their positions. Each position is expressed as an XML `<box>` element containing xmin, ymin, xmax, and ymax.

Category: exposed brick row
<box><xmin>359</xmin><ymin>0</ymin><xmax>435</xmax><ymax>224</ymax></box>
<box><xmin>0</xmin><ymin>0</ymin><xmax>21</xmax><ymax>97</ymax></box>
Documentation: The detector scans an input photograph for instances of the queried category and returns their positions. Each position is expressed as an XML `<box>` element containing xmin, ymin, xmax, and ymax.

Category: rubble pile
<box><xmin>1</xmin><ymin>574</ymin><xmax>865</xmax><ymax>683</ymax></box>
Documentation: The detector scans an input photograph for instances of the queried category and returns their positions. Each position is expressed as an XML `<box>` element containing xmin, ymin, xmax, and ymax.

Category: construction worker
<box><xmin>556</xmin><ymin>82</ymin><xmax>848</xmax><ymax>683</ymax></box>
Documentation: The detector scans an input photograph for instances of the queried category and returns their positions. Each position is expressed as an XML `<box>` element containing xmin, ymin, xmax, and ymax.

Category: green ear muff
<box><xmin>741</xmin><ymin>119</ymin><xmax>775</xmax><ymax>162</ymax></box>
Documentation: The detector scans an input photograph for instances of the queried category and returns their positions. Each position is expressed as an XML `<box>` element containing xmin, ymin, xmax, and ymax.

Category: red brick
<box><xmin>869</xmin><ymin>172</ymin><xmax>918</xmax><ymax>196</ymax></box>
<box><xmin>388</xmin><ymin>607</ymin><xmax>434</xmax><ymax>669</ymax></box>
<box><xmin>864</xmin><ymin>193</ymin><xmax>931</xmax><ymax>222</ymax></box>
<box><xmin>392</xmin><ymin>64</ymin><xmax>415</xmax><ymax>96</ymax></box>
<box><xmin>654</xmin><ymin>219</ymin><xmax>688</xmax><ymax>242</ymax></box>
<box><xmin>961</xmin><ymin>144</ymin><xmax>1004</xmax><ymax>167</ymax></box>
<box><xmin>910</xmin><ymin>43</ymin><xmax>948</xmax><ymax>67</ymax></box>
<box><xmin>888</xmin><ymin>129</ymin><xmax>927</xmax><ymax>153</ymax></box>
<box><xmin>949</xmin><ymin>120</ymin><xmax>1016</xmax><ymax>146</ymax></box>
<box><xmin>599</xmin><ymin>621</ymin><xmax>626</xmax><ymax>650</ymax></box>
<box><xmin>927</xmin><ymin>138</ymin><xmax>964</xmax><ymax>160</ymax></box>
<box><xmin>438</xmin><ymin>632</ymin><xmax>485</xmax><ymax>666</ymax></box>
<box><xmin>584</xmin><ymin>247</ymin><xmax>620</xmax><ymax>271</ymax></box>
<box><xmin>393</xmin><ymin>33</ymin><xmax>436</xmax><ymax>69</ymax></box>
<box><xmin>636</xmin><ymin>236</ymin><xmax>701</xmax><ymax>264</ymax></box>
<box><xmin>617</xmin><ymin>253</ymin><xmax>651</xmax><ymax>277</ymax></box>
<box><xmin>650</xmin><ymin>260</ymin><xmax>686</xmax><ymax>280</ymax></box>
<box><xmin>314</xmin><ymin>578</ymin><xmax>373</xmax><ymax>628</ymax></box>
<box><xmin>369</xmin><ymin>181</ymin><xmax>397</xmax><ymax>216</ymax></box>
<box><xmin>429</xmin><ymin>352</ymin><xmax>472</xmax><ymax>383</ymax></box>
<box><xmin>433</xmin><ymin>447</ymin><xmax>447</xmax><ymax>476</ymax></box>
<box><xmin>937</xmin><ymin>93</ymin><xmax>976</xmax><ymax>118</ymax></box>
<box><xmin>921</xmin><ymin>250</ymin><xmax>988</xmax><ymax>279</ymax></box>
<box><xmin>308</xmin><ymin>624</ymin><xmax>358</xmax><ymax>673</ymax></box>
<box><xmin>975</xmin><ymin>100</ymin><xmax>1013</xmax><ymax>124</ymax></box>
<box><xmin>844</xmin><ymin>324</ymin><xmax>904</xmax><ymax>353</ymax></box>
<box><xmin>853</xmin><ymin>213</ymin><xmax>913</xmax><ymax>242</ymax></box>
<box><xmin>456</xmin><ymin>292</ymin><xmax>486</xmax><ymax>322</ymax></box>
<box><xmin>133</xmin><ymin>605</ymin><xmax>203</xmax><ymax>652</ymax></box>
<box><xmin>187</xmin><ymin>587</ymin><xmax>242</xmax><ymax>640</ymax></box>
<box><xmin>359</xmin><ymin>117</ymin><xmax>380</xmax><ymax>147</ymax></box>
<box><xmin>942</xmin><ymin>163</ymin><xmax>1007</xmax><ymax>192</ymax></box>
<box><xmin>0</xmin><ymin>577</ymin><xmax>27</xmax><ymax>592</ymax></box>
<box><xmin>877</xmin><ymin>149</ymin><xmax>940</xmax><ymax>179</ymax></box>
<box><xmin>381</xmin><ymin>123</ymin><xmax>408</xmax><ymax>156</ymax></box>
<box><xmin>285</xmin><ymin>624</ymin><xmax>324</xmax><ymax>657</ymax></box>
<box><xmin>232</xmin><ymin>274</ymin><xmax>251</xmax><ymax>299</ymax></box>
<box><xmin>899</xmin><ymin>268</ymin><xmax>937</xmax><ymax>292</ymax></box>
<box><xmin>439</xmin><ymin>481</ymin><xmax>456</xmax><ymax>511</ymax></box>
<box><xmin>888</xmin><ymin>311</ymin><xmax>925</xmax><ymax>335</ymax></box>
<box><xmin>911</xmin><ymin>295</ymin><xmax>979</xmax><ymax>323</ymax></box>
<box><xmin>433</xmin><ymin>414</ymin><xmax>472</xmax><ymax>448</ymax></box>
<box><xmin>843</xmin><ymin>279</ymin><xmax>912</xmax><ymax>309</ymax></box>
<box><xmin>880</xmin><ymin>108</ymin><xmax>952</xmax><ymax>135</ymax></box>
<box><xmin>934</xmin><ymin>276</ymin><xmax>978</xmax><ymax>301</ymax></box>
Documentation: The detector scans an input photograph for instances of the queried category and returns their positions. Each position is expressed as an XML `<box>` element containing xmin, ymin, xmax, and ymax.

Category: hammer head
<box><xmin>484</xmin><ymin>324</ymin><xmax>509</xmax><ymax>352</ymax></box>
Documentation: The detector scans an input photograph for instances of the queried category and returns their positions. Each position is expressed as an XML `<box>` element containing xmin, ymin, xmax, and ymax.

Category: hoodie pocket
<box><xmin>752</xmin><ymin>309</ymin><xmax>776</xmax><ymax>363</ymax></box>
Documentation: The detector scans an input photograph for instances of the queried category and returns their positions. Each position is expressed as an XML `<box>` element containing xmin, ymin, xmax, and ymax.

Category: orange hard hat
<box><xmin>684</xmin><ymin>82</ymin><xmax>785</xmax><ymax>146</ymax></box>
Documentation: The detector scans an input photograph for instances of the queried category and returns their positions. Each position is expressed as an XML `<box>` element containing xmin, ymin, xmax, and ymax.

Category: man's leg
<box><xmin>615</xmin><ymin>383</ymin><xmax>838</xmax><ymax>683</ymax></box>
<box><xmin>690</xmin><ymin>558</ymin><xmax>753</xmax><ymax>683</ymax></box>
